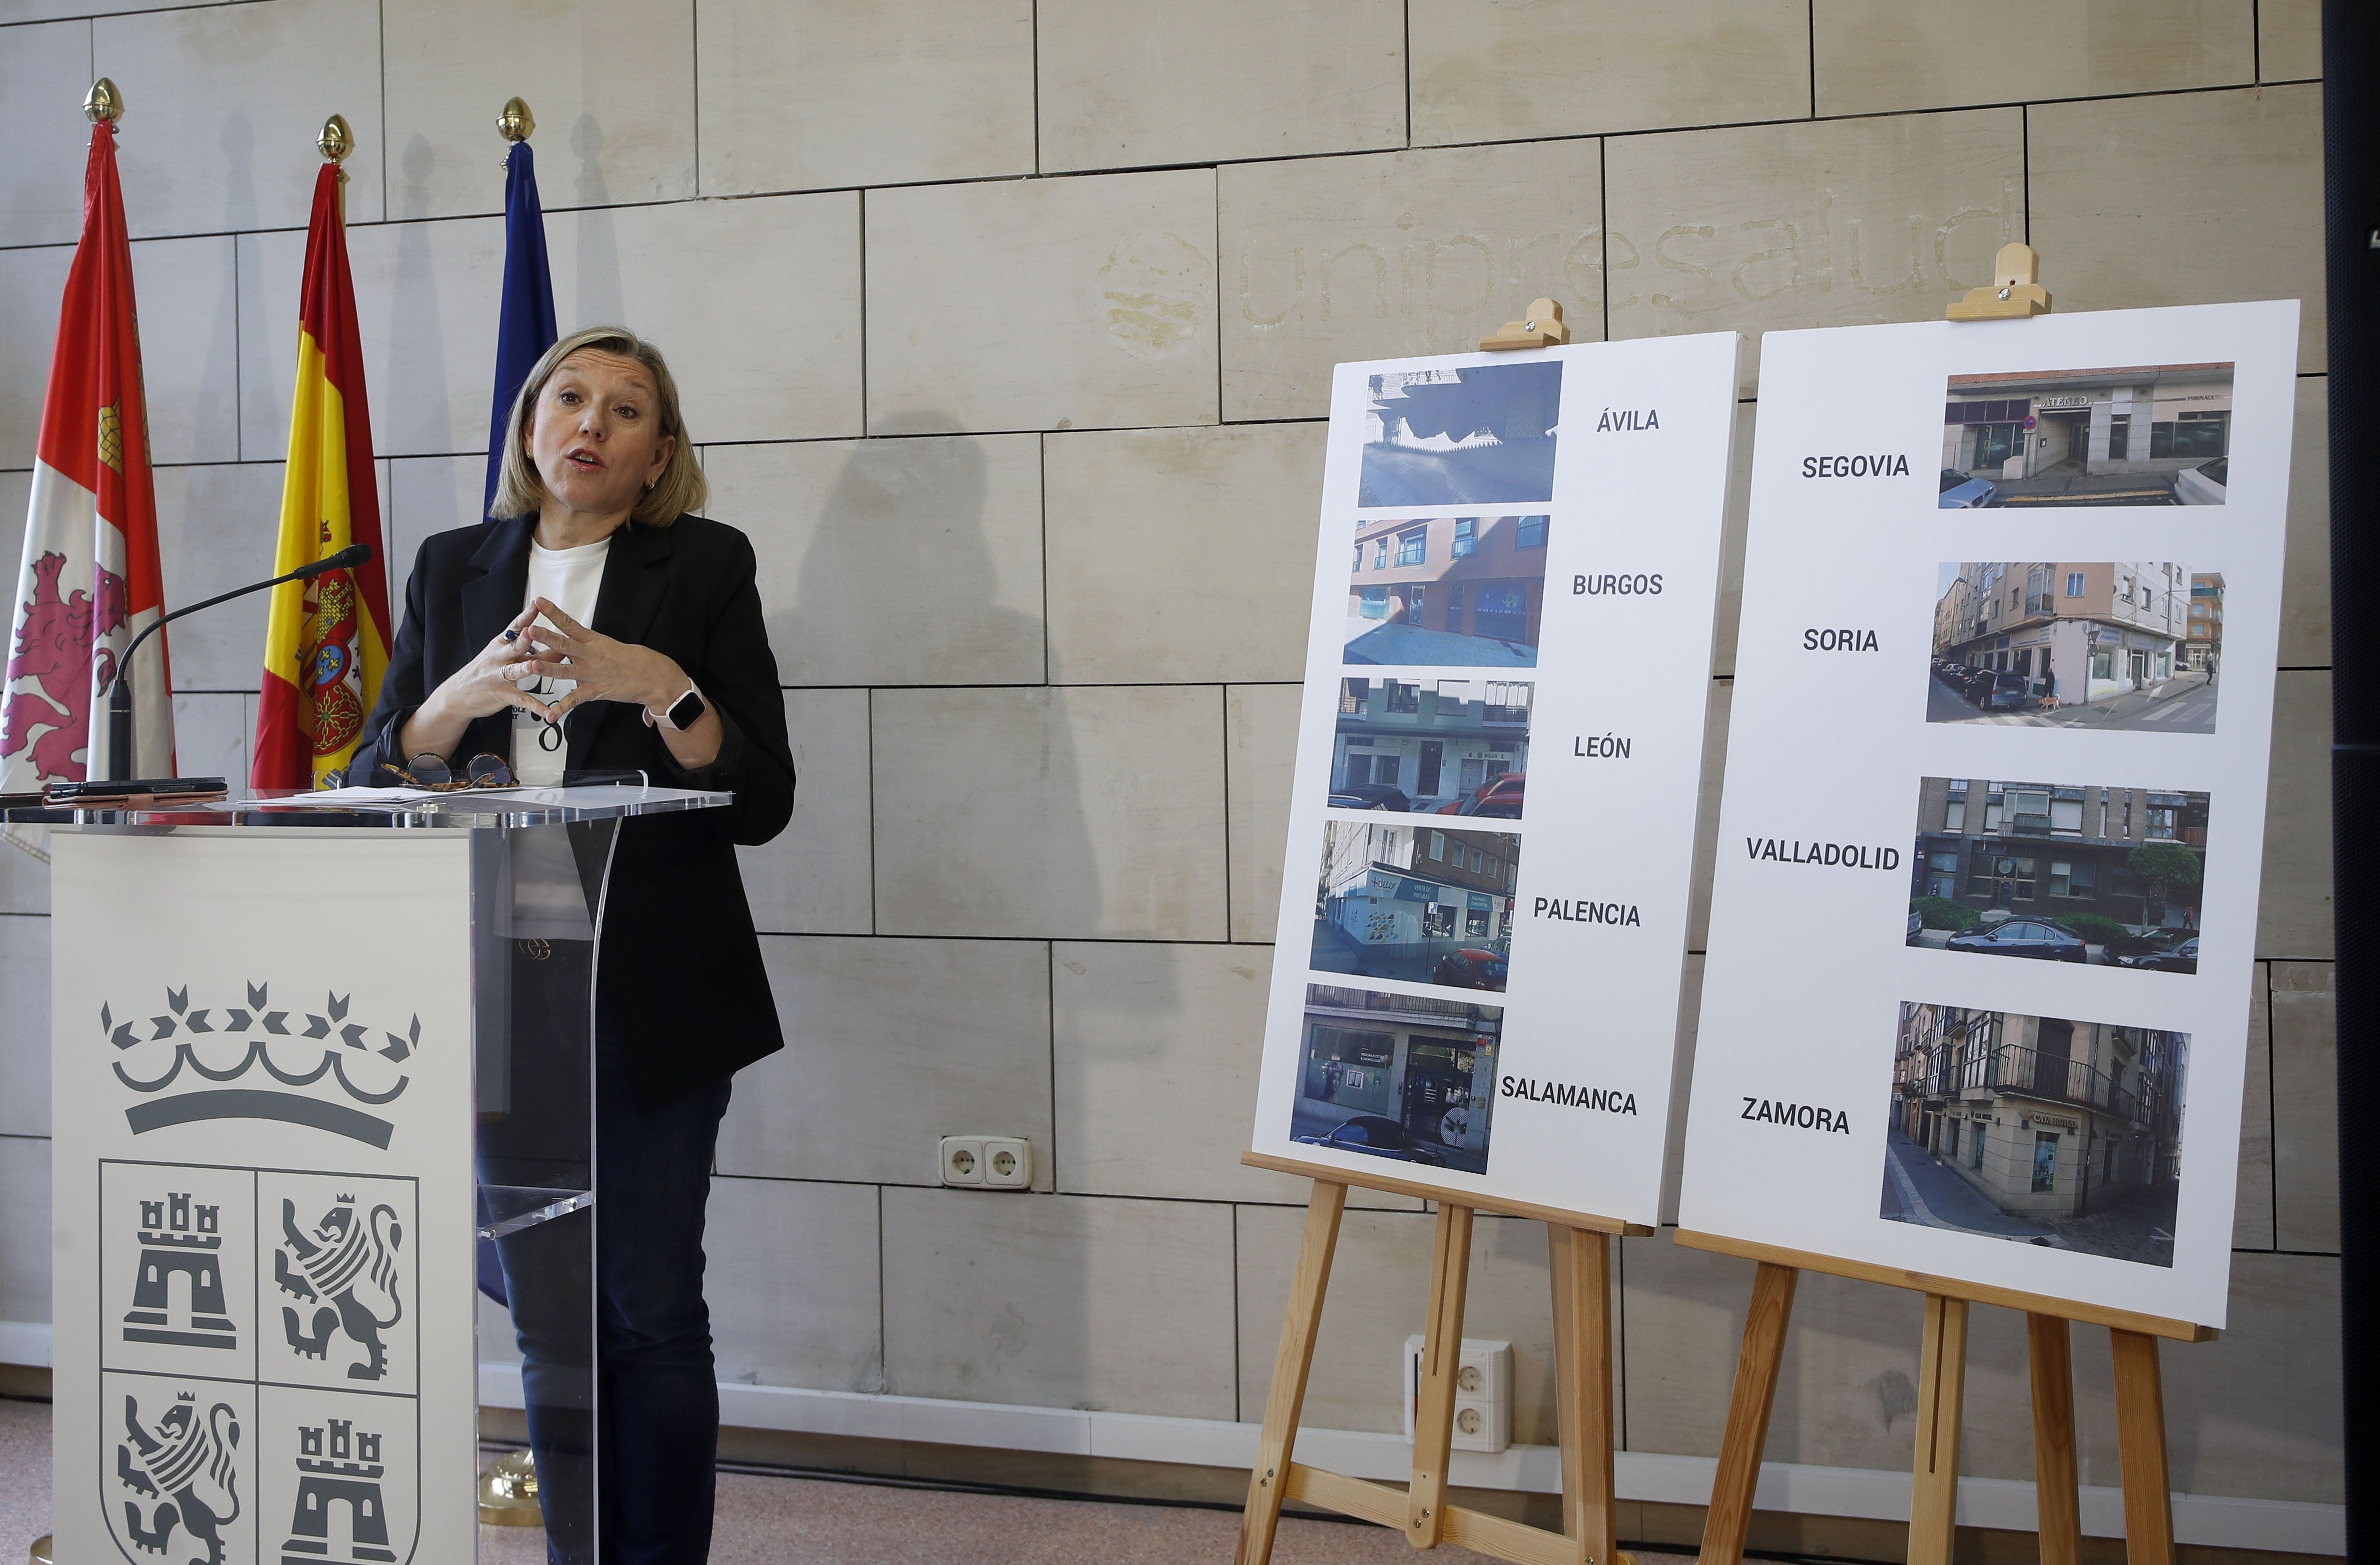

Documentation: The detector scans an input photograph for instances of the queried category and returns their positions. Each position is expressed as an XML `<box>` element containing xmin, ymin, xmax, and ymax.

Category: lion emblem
<box><xmin>0</xmin><ymin>550</ymin><xmax>129</xmax><ymax>783</ymax></box>
<box><xmin>114</xmin><ymin>1390</ymin><xmax>241</xmax><ymax>1565</ymax></box>
<box><xmin>274</xmin><ymin>1194</ymin><xmax>403</xmax><ymax>1381</ymax></box>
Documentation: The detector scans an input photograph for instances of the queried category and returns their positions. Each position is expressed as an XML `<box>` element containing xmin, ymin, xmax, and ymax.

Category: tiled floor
<box><xmin>4</xmin><ymin>1397</ymin><xmax>1693</xmax><ymax>1564</ymax></box>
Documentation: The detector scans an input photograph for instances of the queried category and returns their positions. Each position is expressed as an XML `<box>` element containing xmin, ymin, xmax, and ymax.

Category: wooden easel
<box><xmin>1240</xmin><ymin>298</ymin><xmax>1637</xmax><ymax>1565</ymax></box>
<box><xmin>1688</xmin><ymin>244</ymin><xmax>2212</xmax><ymax>1565</ymax></box>
<box><xmin>1677</xmin><ymin>1232</ymin><xmax>2213</xmax><ymax>1565</ymax></box>
<box><xmin>1234</xmin><ymin>1155</ymin><xmax>1653</xmax><ymax>1565</ymax></box>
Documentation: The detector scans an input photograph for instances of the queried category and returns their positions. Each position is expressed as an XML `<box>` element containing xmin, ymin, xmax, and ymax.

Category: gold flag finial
<box><xmin>84</xmin><ymin>78</ymin><xmax>123</xmax><ymax>124</ymax></box>
<box><xmin>497</xmin><ymin>96</ymin><xmax>535</xmax><ymax>143</ymax></box>
<box><xmin>318</xmin><ymin>113</ymin><xmax>354</xmax><ymax>164</ymax></box>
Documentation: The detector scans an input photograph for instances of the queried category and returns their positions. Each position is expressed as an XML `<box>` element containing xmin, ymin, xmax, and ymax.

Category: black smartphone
<box><xmin>45</xmin><ymin>775</ymin><xmax>228</xmax><ymax>801</ymax></box>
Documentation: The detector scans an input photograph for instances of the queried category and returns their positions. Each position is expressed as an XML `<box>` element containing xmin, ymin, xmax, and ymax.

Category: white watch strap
<box><xmin>645</xmin><ymin>683</ymin><xmax>701</xmax><ymax>731</ymax></box>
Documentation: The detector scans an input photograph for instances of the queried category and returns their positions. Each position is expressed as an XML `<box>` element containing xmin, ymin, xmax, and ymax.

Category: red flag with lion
<box><xmin>0</xmin><ymin>84</ymin><xmax>175</xmax><ymax>838</ymax></box>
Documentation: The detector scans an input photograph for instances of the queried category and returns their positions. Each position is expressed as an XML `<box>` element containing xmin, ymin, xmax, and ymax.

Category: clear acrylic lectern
<box><xmin>29</xmin><ymin>780</ymin><xmax>725</xmax><ymax>1565</ymax></box>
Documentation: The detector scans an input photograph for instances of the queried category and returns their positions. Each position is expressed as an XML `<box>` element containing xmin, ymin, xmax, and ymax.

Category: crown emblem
<box><xmin>102</xmin><ymin>982</ymin><xmax>421</xmax><ymax>1147</ymax></box>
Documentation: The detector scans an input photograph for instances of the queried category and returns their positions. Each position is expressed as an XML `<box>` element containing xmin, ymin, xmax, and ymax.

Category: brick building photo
<box><xmin>1886</xmin><ymin>1002</ymin><xmax>2188</xmax><ymax>1268</ymax></box>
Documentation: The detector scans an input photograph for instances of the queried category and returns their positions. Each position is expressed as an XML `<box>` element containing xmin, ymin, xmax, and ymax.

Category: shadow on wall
<box><xmin>782</xmin><ymin>417</ymin><xmax>1031</xmax><ymax>680</ymax></box>
<box><xmin>392</xmin><ymin>135</ymin><xmax>451</xmax><ymax>462</ymax></box>
<box><xmin>196</xmin><ymin>117</ymin><xmax>243</xmax><ymax>473</ymax></box>
<box><xmin>572</xmin><ymin>115</ymin><xmax>623</xmax><ymax>328</ymax></box>
<box><xmin>787</xmin><ymin>421</ymin><xmax>1193</xmax><ymax>1409</ymax></box>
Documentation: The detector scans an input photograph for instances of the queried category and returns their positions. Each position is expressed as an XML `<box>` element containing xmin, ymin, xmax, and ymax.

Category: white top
<box><xmin>513</xmin><ymin>534</ymin><xmax>611</xmax><ymax>787</ymax></box>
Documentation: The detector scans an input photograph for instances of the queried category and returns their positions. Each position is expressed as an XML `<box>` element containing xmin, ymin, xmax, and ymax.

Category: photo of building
<box><xmin>1908</xmin><ymin>777</ymin><xmax>2207</xmax><ymax>968</ymax></box>
<box><xmin>1884</xmin><ymin>1002</ymin><xmax>2187</xmax><ymax>1267</ymax></box>
<box><xmin>1311</xmin><ymin>818</ymin><xmax>1519</xmax><ymax>991</ymax></box>
<box><xmin>1938</xmin><ymin>362</ymin><xmax>2234</xmax><ymax>507</ymax></box>
<box><xmin>1330</xmin><ymin>677</ymin><xmax>1530</xmax><ymax>816</ymax></box>
<box><xmin>1358</xmin><ymin>361</ymin><xmax>1562</xmax><ymax>508</ymax></box>
<box><xmin>2186</xmin><ymin>572</ymin><xmax>2225</xmax><ymax>671</ymax></box>
<box><xmin>1929</xmin><ymin>562</ymin><xmax>2214</xmax><ymax>733</ymax></box>
<box><xmin>1291</xmin><ymin>984</ymin><xmax>1501</xmax><ymax>1175</ymax></box>
<box><xmin>1345</xmin><ymin>514</ymin><xmax>1549</xmax><ymax>667</ymax></box>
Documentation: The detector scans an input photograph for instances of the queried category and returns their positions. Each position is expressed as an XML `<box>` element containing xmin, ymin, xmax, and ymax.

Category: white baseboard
<box><xmin>476</xmin><ymin>1365</ymin><xmax>2345</xmax><ymax>1556</ymax></box>
<box><xmin>0</xmin><ymin>1326</ymin><xmax>2341</xmax><ymax>1556</ymax></box>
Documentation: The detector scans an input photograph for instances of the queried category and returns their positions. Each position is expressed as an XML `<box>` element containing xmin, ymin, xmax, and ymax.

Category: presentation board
<box><xmin>1248</xmin><ymin>333</ymin><xmax>1741</xmax><ymax>1225</ymax></box>
<box><xmin>1679</xmin><ymin>301</ymin><xmax>2300</xmax><ymax>1329</ymax></box>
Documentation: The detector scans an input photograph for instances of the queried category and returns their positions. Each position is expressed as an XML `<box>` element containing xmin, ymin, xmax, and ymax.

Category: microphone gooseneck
<box><xmin>105</xmin><ymin>543</ymin><xmax>378</xmax><ymax>782</ymax></box>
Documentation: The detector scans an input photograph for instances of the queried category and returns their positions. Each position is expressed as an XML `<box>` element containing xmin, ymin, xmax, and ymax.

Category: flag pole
<box><xmin>86</xmin><ymin>78</ymin><xmax>125</xmax><ymax>770</ymax></box>
<box><xmin>498</xmin><ymin>94</ymin><xmax>536</xmax><ymax>153</ymax></box>
<box><xmin>475</xmin><ymin>93</ymin><xmax>551</xmax><ymax>1531</ymax></box>
<box><xmin>318</xmin><ymin>112</ymin><xmax>353</xmax><ymax>220</ymax></box>
<box><xmin>82</xmin><ymin>75</ymin><xmax>120</xmax><ymax>125</ymax></box>
<box><xmin>482</xmin><ymin>95</ymin><xmax>557</xmax><ymax>522</ymax></box>
<box><xmin>86</xmin><ymin>78</ymin><xmax>137</xmax><ymax>786</ymax></box>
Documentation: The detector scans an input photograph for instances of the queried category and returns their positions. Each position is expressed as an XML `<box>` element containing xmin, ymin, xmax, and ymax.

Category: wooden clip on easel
<box><xmin>1689</xmin><ymin>243</ymin><xmax>2207</xmax><ymax>1565</ymax></box>
<box><xmin>1947</xmin><ymin>241</ymin><xmax>2052</xmax><ymax>320</ymax></box>
<box><xmin>1481</xmin><ymin>297</ymin><xmax>1572</xmax><ymax>352</ymax></box>
<box><xmin>1237</xmin><ymin>295</ymin><xmax>1654</xmax><ymax>1565</ymax></box>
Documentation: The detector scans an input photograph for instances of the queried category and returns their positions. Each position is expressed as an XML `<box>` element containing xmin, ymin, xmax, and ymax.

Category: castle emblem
<box><xmin>275</xmin><ymin>1194</ymin><xmax>404</xmax><ymax>1381</ymax></box>
<box><xmin>122</xmin><ymin>1192</ymin><xmax>235</xmax><ymax>1351</ymax></box>
<box><xmin>283</xmin><ymin>1417</ymin><xmax>396</xmax><ymax>1565</ymax></box>
<box><xmin>112</xmin><ymin>1390</ymin><xmax>242</xmax><ymax>1565</ymax></box>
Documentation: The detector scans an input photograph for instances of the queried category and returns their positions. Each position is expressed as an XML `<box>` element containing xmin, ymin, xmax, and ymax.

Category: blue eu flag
<box><xmin>484</xmin><ymin>139</ymin><xmax>558</xmax><ymax>520</ymax></box>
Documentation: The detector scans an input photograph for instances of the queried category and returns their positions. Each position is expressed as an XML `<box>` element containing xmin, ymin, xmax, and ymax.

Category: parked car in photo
<box><xmin>1330</xmin><ymin>782</ymin><xmax>1412</xmax><ymax>812</ymax></box>
<box><xmin>1291</xmin><ymin>1114</ymin><xmax>1448</xmax><ymax>1166</ymax></box>
<box><xmin>1430</xmin><ymin>948</ymin><xmax>1510</xmax><ymax>990</ymax></box>
<box><xmin>1435</xmin><ymin>773</ymin><xmax>1525</xmax><ymax>818</ymax></box>
<box><xmin>2113</xmin><ymin>933</ymin><xmax>2200</xmax><ymax>973</ymax></box>
<box><xmin>2101</xmin><ymin>929</ymin><xmax>2175</xmax><ymax>962</ymax></box>
<box><xmin>1971</xmin><ymin>671</ymin><xmax>2035</xmax><ymax>710</ymax></box>
<box><xmin>1938</xmin><ymin>469</ymin><xmax>1999</xmax><ymax>508</ymax></box>
<box><xmin>1907</xmin><ymin>906</ymin><xmax>1925</xmax><ymax>944</ymax></box>
<box><xmin>2173</xmin><ymin>457</ymin><xmax>2228</xmax><ymax>506</ymax></box>
<box><xmin>1943</xmin><ymin>917</ymin><xmax>2088</xmax><ymax>962</ymax></box>
<box><xmin>1958</xmin><ymin>667</ymin><xmax>2000</xmax><ymax>705</ymax></box>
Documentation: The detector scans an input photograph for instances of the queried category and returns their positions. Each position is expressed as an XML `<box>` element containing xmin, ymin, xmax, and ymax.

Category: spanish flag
<box><xmin>253</xmin><ymin>160</ymin><xmax>390</xmax><ymax>789</ymax></box>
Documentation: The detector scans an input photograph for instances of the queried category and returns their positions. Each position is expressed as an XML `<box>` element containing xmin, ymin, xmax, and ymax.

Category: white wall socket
<box><xmin>938</xmin><ymin>1135</ymin><xmax>1032</xmax><ymax>1190</ymax></box>
<box><xmin>1401</xmin><ymin>1335</ymin><xmax>1512</xmax><ymax>1454</ymax></box>
<box><xmin>938</xmin><ymin>1136</ymin><xmax>984</xmax><ymax>1186</ymax></box>
<box><xmin>982</xmin><ymin>1136</ymin><xmax>1032</xmax><ymax>1189</ymax></box>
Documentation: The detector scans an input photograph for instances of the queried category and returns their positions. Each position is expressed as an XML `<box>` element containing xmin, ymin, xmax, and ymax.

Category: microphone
<box><xmin>104</xmin><ymin>543</ymin><xmax>378</xmax><ymax>783</ymax></box>
<box><xmin>292</xmin><ymin>542</ymin><xmax>375</xmax><ymax>581</ymax></box>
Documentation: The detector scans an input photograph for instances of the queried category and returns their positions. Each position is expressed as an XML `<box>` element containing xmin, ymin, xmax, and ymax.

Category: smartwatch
<box><xmin>644</xmin><ymin>683</ymin><xmax>707</xmax><ymax>733</ymax></box>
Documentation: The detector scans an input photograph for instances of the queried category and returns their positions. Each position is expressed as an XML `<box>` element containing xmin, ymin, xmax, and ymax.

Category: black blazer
<box><xmin>351</xmin><ymin>513</ymin><xmax>795</xmax><ymax>1092</ymax></box>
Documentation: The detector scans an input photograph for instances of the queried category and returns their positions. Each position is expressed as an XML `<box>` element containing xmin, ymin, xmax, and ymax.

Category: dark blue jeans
<box><xmin>497</xmin><ymin>1040</ymin><xmax>732</xmax><ymax>1565</ymax></box>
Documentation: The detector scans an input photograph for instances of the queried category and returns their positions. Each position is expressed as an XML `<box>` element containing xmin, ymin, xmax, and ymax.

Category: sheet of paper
<box><xmin>217</xmin><ymin>786</ymin><xmax>452</xmax><ymax>807</ymax></box>
<box><xmin>1247</xmin><ymin>333</ymin><xmax>1742</xmax><ymax>1225</ymax></box>
<box><xmin>1680</xmin><ymin>300</ymin><xmax>2299</xmax><ymax>1328</ymax></box>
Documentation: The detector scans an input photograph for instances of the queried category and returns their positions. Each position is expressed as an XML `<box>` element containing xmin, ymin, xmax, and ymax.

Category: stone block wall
<box><xmin>0</xmin><ymin>0</ymin><xmax>2339</xmax><ymax>1520</ymax></box>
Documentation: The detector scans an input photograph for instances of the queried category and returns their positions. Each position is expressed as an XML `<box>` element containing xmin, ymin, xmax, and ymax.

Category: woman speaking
<box><xmin>351</xmin><ymin>326</ymin><xmax>794</xmax><ymax>1563</ymax></box>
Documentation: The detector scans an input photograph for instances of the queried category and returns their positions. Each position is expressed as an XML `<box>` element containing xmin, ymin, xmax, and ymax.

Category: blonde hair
<box><xmin>491</xmin><ymin>326</ymin><xmax>706</xmax><ymax>524</ymax></box>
